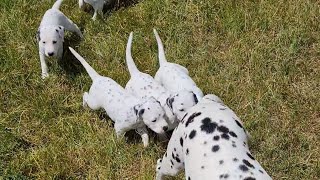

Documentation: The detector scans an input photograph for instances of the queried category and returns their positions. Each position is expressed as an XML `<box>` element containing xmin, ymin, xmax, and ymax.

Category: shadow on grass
<box><xmin>57</xmin><ymin>14</ymin><xmax>89</xmax><ymax>79</ymax></box>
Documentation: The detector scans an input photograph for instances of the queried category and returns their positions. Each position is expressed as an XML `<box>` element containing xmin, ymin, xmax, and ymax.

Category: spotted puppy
<box><xmin>69</xmin><ymin>47</ymin><xmax>168</xmax><ymax>147</ymax></box>
<box><xmin>153</xmin><ymin>29</ymin><xmax>204</xmax><ymax>100</ymax></box>
<box><xmin>125</xmin><ymin>32</ymin><xmax>198</xmax><ymax>129</ymax></box>
<box><xmin>37</xmin><ymin>0</ymin><xmax>83</xmax><ymax>79</ymax></box>
<box><xmin>79</xmin><ymin>0</ymin><xmax>105</xmax><ymax>20</ymax></box>
<box><xmin>156</xmin><ymin>94</ymin><xmax>272</xmax><ymax>180</ymax></box>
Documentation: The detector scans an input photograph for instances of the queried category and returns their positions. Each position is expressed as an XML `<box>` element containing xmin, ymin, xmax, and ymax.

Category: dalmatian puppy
<box><xmin>69</xmin><ymin>47</ymin><xmax>169</xmax><ymax>147</ymax></box>
<box><xmin>37</xmin><ymin>0</ymin><xmax>83</xmax><ymax>79</ymax></box>
<box><xmin>156</xmin><ymin>94</ymin><xmax>272</xmax><ymax>180</ymax></box>
<box><xmin>153</xmin><ymin>29</ymin><xmax>204</xmax><ymax>100</ymax></box>
<box><xmin>79</xmin><ymin>0</ymin><xmax>105</xmax><ymax>20</ymax></box>
<box><xmin>125</xmin><ymin>32</ymin><xmax>198</xmax><ymax>130</ymax></box>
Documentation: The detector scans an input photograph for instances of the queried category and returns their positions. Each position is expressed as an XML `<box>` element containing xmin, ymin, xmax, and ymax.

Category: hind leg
<box><xmin>83</xmin><ymin>92</ymin><xmax>100</xmax><ymax>110</ymax></box>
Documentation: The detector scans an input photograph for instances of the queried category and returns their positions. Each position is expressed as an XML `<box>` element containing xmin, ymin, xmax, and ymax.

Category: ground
<box><xmin>0</xmin><ymin>0</ymin><xmax>319</xmax><ymax>179</ymax></box>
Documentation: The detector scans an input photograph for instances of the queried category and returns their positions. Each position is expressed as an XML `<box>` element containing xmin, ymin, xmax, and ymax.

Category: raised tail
<box><xmin>126</xmin><ymin>32</ymin><xmax>140</xmax><ymax>76</ymax></box>
<box><xmin>153</xmin><ymin>29</ymin><xmax>167</xmax><ymax>66</ymax></box>
<box><xmin>69</xmin><ymin>47</ymin><xmax>100</xmax><ymax>80</ymax></box>
<box><xmin>52</xmin><ymin>0</ymin><xmax>64</xmax><ymax>9</ymax></box>
<box><xmin>79</xmin><ymin>0</ymin><xmax>84</xmax><ymax>8</ymax></box>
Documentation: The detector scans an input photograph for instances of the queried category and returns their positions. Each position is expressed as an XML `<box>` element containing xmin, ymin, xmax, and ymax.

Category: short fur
<box><xmin>37</xmin><ymin>0</ymin><xmax>83</xmax><ymax>79</ymax></box>
<box><xmin>69</xmin><ymin>47</ymin><xmax>169</xmax><ymax>147</ymax></box>
<box><xmin>124</xmin><ymin>32</ymin><xmax>198</xmax><ymax>130</ymax></box>
<box><xmin>153</xmin><ymin>29</ymin><xmax>204</xmax><ymax>100</ymax></box>
<box><xmin>156</xmin><ymin>95</ymin><xmax>272</xmax><ymax>180</ymax></box>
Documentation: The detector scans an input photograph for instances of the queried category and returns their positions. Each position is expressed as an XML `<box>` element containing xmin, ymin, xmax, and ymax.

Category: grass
<box><xmin>0</xmin><ymin>0</ymin><xmax>319</xmax><ymax>179</ymax></box>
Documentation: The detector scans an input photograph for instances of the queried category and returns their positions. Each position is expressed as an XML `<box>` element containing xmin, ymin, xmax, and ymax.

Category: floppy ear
<box><xmin>36</xmin><ymin>28</ymin><xmax>41</xmax><ymax>41</ymax></box>
<box><xmin>56</xmin><ymin>26</ymin><xmax>65</xmax><ymax>41</ymax></box>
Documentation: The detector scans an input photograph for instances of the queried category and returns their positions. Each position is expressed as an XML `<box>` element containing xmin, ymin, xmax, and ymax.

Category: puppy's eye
<box><xmin>179</xmin><ymin>109</ymin><xmax>185</xmax><ymax>112</ymax></box>
<box><xmin>152</xmin><ymin>119</ymin><xmax>157</xmax><ymax>122</ymax></box>
<box><xmin>42</xmin><ymin>41</ymin><xmax>46</xmax><ymax>44</ymax></box>
<box><xmin>53</xmin><ymin>41</ymin><xmax>57</xmax><ymax>44</ymax></box>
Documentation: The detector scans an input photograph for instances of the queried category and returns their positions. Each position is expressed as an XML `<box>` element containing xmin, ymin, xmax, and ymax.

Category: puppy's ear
<box><xmin>36</xmin><ymin>28</ymin><xmax>41</xmax><ymax>41</ymax></box>
<box><xmin>56</xmin><ymin>26</ymin><xmax>65</xmax><ymax>41</ymax></box>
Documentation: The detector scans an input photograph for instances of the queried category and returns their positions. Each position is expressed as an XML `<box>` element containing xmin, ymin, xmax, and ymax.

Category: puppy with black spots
<box><xmin>156</xmin><ymin>94</ymin><xmax>272</xmax><ymax>180</ymax></box>
<box><xmin>153</xmin><ymin>29</ymin><xmax>204</xmax><ymax>100</ymax></box>
<box><xmin>69</xmin><ymin>47</ymin><xmax>169</xmax><ymax>147</ymax></box>
<box><xmin>37</xmin><ymin>0</ymin><xmax>83</xmax><ymax>79</ymax></box>
<box><xmin>125</xmin><ymin>32</ymin><xmax>198</xmax><ymax>129</ymax></box>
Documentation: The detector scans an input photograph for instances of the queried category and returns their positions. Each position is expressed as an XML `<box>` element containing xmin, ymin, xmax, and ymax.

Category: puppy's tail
<box><xmin>79</xmin><ymin>0</ymin><xmax>84</xmax><ymax>8</ymax></box>
<box><xmin>126</xmin><ymin>32</ymin><xmax>140</xmax><ymax>76</ymax></box>
<box><xmin>69</xmin><ymin>47</ymin><xmax>100</xmax><ymax>80</ymax></box>
<box><xmin>52</xmin><ymin>0</ymin><xmax>64</xmax><ymax>9</ymax></box>
<box><xmin>153</xmin><ymin>29</ymin><xmax>168</xmax><ymax>66</ymax></box>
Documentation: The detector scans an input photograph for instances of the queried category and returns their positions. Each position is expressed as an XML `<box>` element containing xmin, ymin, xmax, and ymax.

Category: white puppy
<box><xmin>69</xmin><ymin>47</ymin><xmax>169</xmax><ymax>147</ymax></box>
<box><xmin>153</xmin><ymin>29</ymin><xmax>204</xmax><ymax>100</ymax></box>
<box><xmin>79</xmin><ymin>0</ymin><xmax>105</xmax><ymax>20</ymax></box>
<box><xmin>156</xmin><ymin>95</ymin><xmax>272</xmax><ymax>180</ymax></box>
<box><xmin>37</xmin><ymin>0</ymin><xmax>83</xmax><ymax>79</ymax></box>
<box><xmin>125</xmin><ymin>32</ymin><xmax>198</xmax><ymax>130</ymax></box>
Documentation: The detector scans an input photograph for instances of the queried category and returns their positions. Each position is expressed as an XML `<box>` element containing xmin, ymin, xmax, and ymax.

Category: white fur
<box><xmin>79</xmin><ymin>0</ymin><xmax>105</xmax><ymax>20</ymax></box>
<box><xmin>156</xmin><ymin>94</ymin><xmax>272</xmax><ymax>180</ymax></box>
<box><xmin>69</xmin><ymin>47</ymin><xmax>169</xmax><ymax>147</ymax></box>
<box><xmin>124</xmin><ymin>32</ymin><xmax>199</xmax><ymax>130</ymax></box>
<box><xmin>153</xmin><ymin>29</ymin><xmax>204</xmax><ymax>100</ymax></box>
<box><xmin>37</xmin><ymin>0</ymin><xmax>83</xmax><ymax>79</ymax></box>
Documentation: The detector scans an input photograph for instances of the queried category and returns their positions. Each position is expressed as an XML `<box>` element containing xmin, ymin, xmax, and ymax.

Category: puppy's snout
<box><xmin>48</xmin><ymin>52</ymin><xmax>54</xmax><ymax>56</ymax></box>
<box><xmin>163</xmin><ymin>126</ymin><xmax>168</xmax><ymax>131</ymax></box>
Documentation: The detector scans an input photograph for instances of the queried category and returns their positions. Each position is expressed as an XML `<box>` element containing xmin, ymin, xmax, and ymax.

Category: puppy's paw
<box><xmin>41</xmin><ymin>72</ymin><xmax>49</xmax><ymax>79</ymax></box>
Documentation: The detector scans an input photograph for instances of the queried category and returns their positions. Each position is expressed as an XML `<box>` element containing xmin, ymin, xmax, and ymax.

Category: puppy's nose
<box><xmin>48</xmin><ymin>52</ymin><xmax>54</xmax><ymax>56</ymax></box>
<box><xmin>163</xmin><ymin>126</ymin><xmax>168</xmax><ymax>131</ymax></box>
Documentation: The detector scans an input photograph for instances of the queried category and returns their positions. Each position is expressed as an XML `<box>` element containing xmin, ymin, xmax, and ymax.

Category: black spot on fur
<box><xmin>174</xmin><ymin>148</ymin><xmax>176</xmax><ymax>151</ymax></box>
<box><xmin>219</xmin><ymin>160</ymin><xmax>224</xmax><ymax>164</ymax></box>
<box><xmin>229</xmin><ymin>131</ymin><xmax>238</xmax><ymax>138</ymax></box>
<box><xmin>212</xmin><ymin>145</ymin><xmax>220</xmax><ymax>152</ymax></box>
<box><xmin>180</xmin><ymin>137</ymin><xmax>184</xmax><ymax>146</ymax></box>
<box><xmin>188</xmin><ymin>177</ymin><xmax>191</xmax><ymax>180</ymax></box>
<box><xmin>200</xmin><ymin>117</ymin><xmax>217</xmax><ymax>134</ymax></box>
<box><xmin>247</xmin><ymin>152</ymin><xmax>255</xmax><ymax>160</ymax></box>
<box><xmin>170</xmin><ymin>160</ymin><xmax>174</xmax><ymax>166</ymax></box>
<box><xmin>221</xmin><ymin>133</ymin><xmax>230</xmax><ymax>140</ymax></box>
<box><xmin>176</xmin><ymin>157</ymin><xmax>181</xmax><ymax>163</ymax></box>
<box><xmin>189</xmin><ymin>130</ymin><xmax>197</xmax><ymax>139</ymax></box>
<box><xmin>186</xmin><ymin>148</ymin><xmax>189</xmax><ymax>155</ymax></box>
<box><xmin>235</xmin><ymin>119</ymin><xmax>244</xmax><ymax>128</ymax></box>
<box><xmin>185</xmin><ymin>112</ymin><xmax>201</xmax><ymax>127</ymax></box>
<box><xmin>239</xmin><ymin>165</ymin><xmax>249</xmax><ymax>172</ymax></box>
<box><xmin>201</xmin><ymin>166</ymin><xmax>204</xmax><ymax>169</ymax></box>
<box><xmin>213</xmin><ymin>135</ymin><xmax>220</xmax><ymax>141</ymax></box>
<box><xmin>259</xmin><ymin>169</ymin><xmax>264</xmax><ymax>174</ymax></box>
<box><xmin>244</xmin><ymin>177</ymin><xmax>256</xmax><ymax>180</ymax></box>
<box><xmin>219</xmin><ymin>108</ymin><xmax>226</xmax><ymax>110</ymax></box>
<box><xmin>233</xmin><ymin>158</ymin><xmax>238</xmax><ymax>162</ymax></box>
<box><xmin>192</xmin><ymin>92</ymin><xmax>198</xmax><ymax>104</ymax></box>
<box><xmin>243</xmin><ymin>159</ymin><xmax>255</xmax><ymax>169</ymax></box>
<box><xmin>217</xmin><ymin>125</ymin><xmax>229</xmax><ymax>133</ymax></box>
<box><xmin>232</xmin><ymin>144</ymin><xmax>237</xmax><ymax>148</ymax></box>
<box><xmin>181</xmin><ymin>113</ymin><xmax>188</xmax><ymax>122</ymax></box>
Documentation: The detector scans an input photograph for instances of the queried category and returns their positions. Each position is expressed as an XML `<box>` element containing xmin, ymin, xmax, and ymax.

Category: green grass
<box><xmin>0</xmin><ymin>0</ymin><xmax>319</xmax><ymax>179</ymax></box>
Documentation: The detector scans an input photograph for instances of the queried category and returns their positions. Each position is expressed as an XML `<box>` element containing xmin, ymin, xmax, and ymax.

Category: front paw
<box><xmin>41</xmin><ymin>72</ymin><xmax>49</xmax><ymax>79</ymax></box>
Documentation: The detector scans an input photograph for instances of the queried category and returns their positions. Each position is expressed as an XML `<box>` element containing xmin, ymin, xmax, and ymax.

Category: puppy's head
<box><xmin>135</xmin><ymin>97</ymin><xmax>168</xmax><ymax>134</ymax></box>
<box><xmin>167</xmin><ymin>90</ymin><xmax>198</xmax><ymax>121</ymax></box>
<box><xmin>37</xmin><ymin>26</ymin><xmax>64</xmax><ymax>57</ymax></box>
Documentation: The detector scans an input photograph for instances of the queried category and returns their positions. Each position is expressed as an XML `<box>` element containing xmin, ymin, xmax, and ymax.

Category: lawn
<box><xmin>0</xmin><ymin>0</ymin><xmax>319</xmax><ymax>179</ymax></box>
